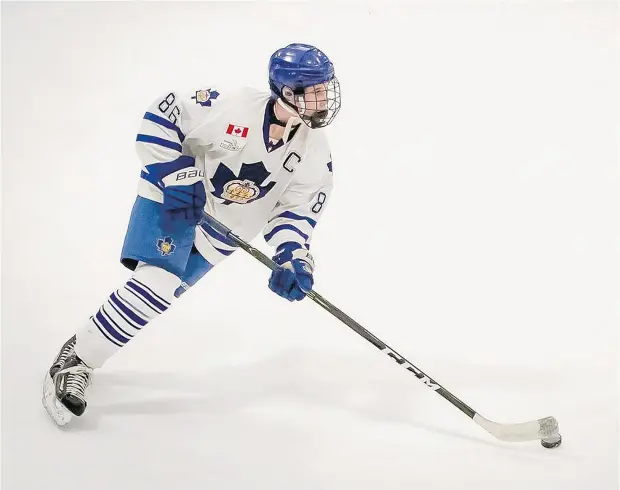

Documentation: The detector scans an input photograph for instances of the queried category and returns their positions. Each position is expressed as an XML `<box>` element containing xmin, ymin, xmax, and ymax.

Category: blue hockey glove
<box><xmin>159</xmin><ymin>167</ymin><xmax>206</xmax><ymax>231</ymax></box>
<box><xmin>268</xmin><ymin>243</ymin><xmax>315</xmax><ymax>301</ymax></box>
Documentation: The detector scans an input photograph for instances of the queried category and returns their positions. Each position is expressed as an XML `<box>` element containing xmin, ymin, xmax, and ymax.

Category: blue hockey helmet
<box><xmin>268</xmin><ymin>43</ymin><xmax>341</xmax><ymax>128</ymax></box>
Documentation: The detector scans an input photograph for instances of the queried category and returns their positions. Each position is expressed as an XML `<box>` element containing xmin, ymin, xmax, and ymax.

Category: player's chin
<box><xmin>300</xmin><ymin>110</ymin><xmax>333</xmax><ymax>129</ymax></box>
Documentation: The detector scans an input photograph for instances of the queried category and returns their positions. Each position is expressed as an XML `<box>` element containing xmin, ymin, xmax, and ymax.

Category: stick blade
<box><xmin>474</xmin><ymin>414</ymin><xmax>560</xmax><ymax>443</ymax></box>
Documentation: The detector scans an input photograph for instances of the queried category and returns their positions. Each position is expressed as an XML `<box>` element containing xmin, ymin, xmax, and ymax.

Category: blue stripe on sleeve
<box><xmin>143</xmin><ymin>112</ymin><xmax>185</xmax><ymax>143</ymax></box>
<box><xmin>269</xmin><ymin>211</ymin><xmax>317</xmax><ymax>228</ymax></box>
<box><xmin>327</xmin><ymin>161</ymin><xmax>333</xmax><ymax>172</ymax></box>
<box><xmin>136</xmin><ymin>134</ymin><xmax>182</xmax><ymax>152</ymax></box>
<box><xmin>264</xmin><ymin>224</ymin><xmax>309</xmax><ymax>243</ymax></box>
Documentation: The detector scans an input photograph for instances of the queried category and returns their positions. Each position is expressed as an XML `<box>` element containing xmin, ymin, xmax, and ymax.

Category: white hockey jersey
<box><xmin>134</xmin><ymin>86</ymin><xmax>333</xmax><ymax>266</ymax></box>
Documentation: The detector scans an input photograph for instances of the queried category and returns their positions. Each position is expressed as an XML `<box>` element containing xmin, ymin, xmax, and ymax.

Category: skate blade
<box><xmin>42</xmin><ymin>372</ymin><xmax>73</xmax><ymax>426</ymax></box>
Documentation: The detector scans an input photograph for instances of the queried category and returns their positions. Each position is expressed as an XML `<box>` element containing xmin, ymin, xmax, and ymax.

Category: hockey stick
<box><xmin>200</xmin><ymin>213</ymin><xmax>562</xmax><ymax>448</ymax></box>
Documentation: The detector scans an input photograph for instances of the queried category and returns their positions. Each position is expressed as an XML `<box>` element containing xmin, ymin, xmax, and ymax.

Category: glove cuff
<box><xmin>274</xmin><ymin>242</ymin><xmax>314</xmax><ymax>272</ymax></box>
<box><xmin>161</xmin><ymin>167</ymin><xmax>205</xmax><ymax>187</ymax></box>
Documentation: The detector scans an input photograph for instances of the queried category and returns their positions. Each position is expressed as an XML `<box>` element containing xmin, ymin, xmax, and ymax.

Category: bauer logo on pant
<box><xmin>156</xmin><ymin>236</ymin><xmax>176</xmax><ymax>256</ymax></box>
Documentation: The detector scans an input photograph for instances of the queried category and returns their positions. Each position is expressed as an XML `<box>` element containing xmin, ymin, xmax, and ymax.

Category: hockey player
<box><xmin>42</xmin><ymin>43</ymin><xmax>341</xmax><ymax>426</ymax></box>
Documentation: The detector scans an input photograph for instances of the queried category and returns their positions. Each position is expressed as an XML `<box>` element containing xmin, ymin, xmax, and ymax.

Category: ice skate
<box><xmin>42</xmin><ymin>336</ymin><xmax>93</xmax><ymax>426</ymax></box>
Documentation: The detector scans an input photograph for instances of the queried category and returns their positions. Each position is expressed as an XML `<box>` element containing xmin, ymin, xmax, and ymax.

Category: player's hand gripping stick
<box><xmin>269</xmin><ymin>243</ymin><xmax>315</xmax><ymax>301</ymax></box>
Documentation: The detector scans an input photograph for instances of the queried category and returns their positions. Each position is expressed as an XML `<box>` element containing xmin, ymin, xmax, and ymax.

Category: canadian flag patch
<box><xmin>226</xmin><ymin>124</ymin><xmax>249</xmax><ymax>138</ymax></box>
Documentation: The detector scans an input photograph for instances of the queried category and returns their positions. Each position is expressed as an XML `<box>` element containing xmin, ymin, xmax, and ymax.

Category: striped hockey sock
<box><xmin>75</xmin><ymin>264</ymin><xmax>181</xmax><ymax>368</ymax></box>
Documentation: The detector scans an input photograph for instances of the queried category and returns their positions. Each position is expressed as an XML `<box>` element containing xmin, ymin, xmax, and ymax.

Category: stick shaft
<box><xmin>201</xmin><ymin>213</ymin><xmax>476</xmax><ymax>418</ymax></box>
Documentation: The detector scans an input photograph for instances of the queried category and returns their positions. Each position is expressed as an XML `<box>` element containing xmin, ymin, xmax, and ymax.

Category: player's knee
<box><xmin>133</xmin><ymin>262</ymin><xmax>182</xmax><ymax>305</ymax></box>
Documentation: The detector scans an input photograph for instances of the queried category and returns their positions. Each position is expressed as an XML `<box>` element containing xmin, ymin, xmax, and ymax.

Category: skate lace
<box><xmin>64</xmin><ymin>365</ymin><xmax>92</xmax><ymax>399</ymax></box>
<box><xmin>55</xmin><ymin>337</ymin><xmax>76</xmax><ymax>367</ymax></box>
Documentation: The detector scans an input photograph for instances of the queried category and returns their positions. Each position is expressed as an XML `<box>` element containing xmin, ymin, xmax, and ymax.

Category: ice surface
<box><xmin>2</xmin><ymin>2</ymin><xmax>617</xmax><ymax>489</ymax></box>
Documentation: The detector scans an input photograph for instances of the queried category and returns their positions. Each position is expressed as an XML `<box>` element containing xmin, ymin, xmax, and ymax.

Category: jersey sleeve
<box><xmin>263</xmin><ymin>136</ymin><xmax>333</xmax><ymax>251</ymax></box>
<box><xmin>135</xmin><ymin>88</ymin><xmax>218</xmax><ymax>200</ymax></box>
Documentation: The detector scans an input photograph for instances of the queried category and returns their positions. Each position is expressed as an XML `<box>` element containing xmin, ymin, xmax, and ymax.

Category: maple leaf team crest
<box><xmin>209</xmin><ymin>162</ymin><xmax>276</xmax><ymax>205</ymax></box>
<box><xmin>191</xmin><ymin>89</ymin><xmax>219</xmax><ymax>107</ymax></box>
<box><xmin>156</xmin><ymin>236</ymin><xmax>176</xmax><ymax>256</ymax></box>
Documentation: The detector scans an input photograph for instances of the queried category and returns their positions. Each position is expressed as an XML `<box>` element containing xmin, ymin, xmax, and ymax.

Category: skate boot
<box><xmin>42</xmin><ymin>337</ymin><xmax>93</xmax><ymax>426</ymax></box>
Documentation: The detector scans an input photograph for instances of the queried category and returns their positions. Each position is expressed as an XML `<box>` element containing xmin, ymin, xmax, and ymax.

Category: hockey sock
<box><xmin>74</xmin><ymin>263</ymin><xmax>181</xmax><ymax>368</ymax></box>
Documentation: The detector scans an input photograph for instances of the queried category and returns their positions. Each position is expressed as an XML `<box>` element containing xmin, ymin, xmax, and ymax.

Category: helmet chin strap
<box><xmin>282</xmin><ymin>115</ymin><xmax>302</xmax><ymax>143</ymax></box>
<box><xmin>276</xmin><ymin>98</ymin><xmax>302</xmax><ymax>143</ymax></box>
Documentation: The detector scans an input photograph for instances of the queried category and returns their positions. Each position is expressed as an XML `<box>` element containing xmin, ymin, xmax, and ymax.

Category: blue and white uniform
<box><xmin>121</xmin><ymin>85</ymin><xmax>333</xmax><ymax>286</ymax></box>
<box><xmin>42</xmin><ymin>44</ymin><xmax>341</xmax><ymax>427</ymax></box>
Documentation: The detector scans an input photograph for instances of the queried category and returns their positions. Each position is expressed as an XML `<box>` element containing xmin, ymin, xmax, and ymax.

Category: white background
<box><xmin>1</xmin><ymin>1</ymin><xmax>618</xmax><ymax>489</ymax></box>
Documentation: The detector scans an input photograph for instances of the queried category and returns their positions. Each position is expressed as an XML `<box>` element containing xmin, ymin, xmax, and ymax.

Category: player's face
<box><xmin>283</xmin><ymin>77</ymin><xmax>341</xmax><ymax>128</ymax></box>
<box><xmin>300</xmin><ymin>83</ymin><xmax>329</xmax><ymax>114</ymax></box>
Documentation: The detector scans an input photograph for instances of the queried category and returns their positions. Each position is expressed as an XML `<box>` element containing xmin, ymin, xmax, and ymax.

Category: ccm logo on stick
<box><xmin>386</xmin><ymin>350</ymin><xmax>441</xmax><ymax>390</ymax></box>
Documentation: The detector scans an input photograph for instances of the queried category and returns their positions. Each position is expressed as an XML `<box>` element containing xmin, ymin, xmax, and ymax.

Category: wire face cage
<box><xmin>282</xmin><ymin>77</ymin><xmax>341</xmax><ymax>128</ymax></box>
